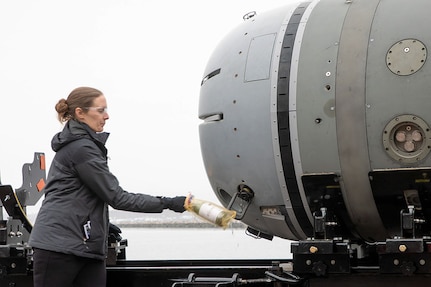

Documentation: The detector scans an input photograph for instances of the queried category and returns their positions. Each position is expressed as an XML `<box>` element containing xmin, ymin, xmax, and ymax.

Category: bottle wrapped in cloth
<box><xmin>185</xmin><ymin>194</ymin><xmax>236</xmax><ymax>229</ymax></box>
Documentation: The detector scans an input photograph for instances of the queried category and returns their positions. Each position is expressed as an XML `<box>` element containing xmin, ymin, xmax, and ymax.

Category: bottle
<box><xmin>185</xmin><ymin>194</ymin><xmax>237</xmax><ymax>229</ymax></box>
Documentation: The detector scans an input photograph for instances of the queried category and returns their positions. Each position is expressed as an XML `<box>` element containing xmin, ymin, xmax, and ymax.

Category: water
<box><xmin>120</xmin><ymin>227</ymin><xmax>292</xmax><ymax>260</ymax></box>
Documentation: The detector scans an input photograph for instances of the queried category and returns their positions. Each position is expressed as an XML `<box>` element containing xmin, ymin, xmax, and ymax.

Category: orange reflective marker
<box><xmin>37</xmin><ymin>178</ymin><xmax>46</xmax><ymax>192</ymax></box>
<box><xmin>40</xmin><ymin>154</ymin><xmax>46</xmax><ymax>170</ymax></box>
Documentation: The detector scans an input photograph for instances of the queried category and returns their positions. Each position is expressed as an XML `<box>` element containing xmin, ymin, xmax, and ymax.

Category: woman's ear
<box><xmin>75</xmin><ymin>107</ymin><xmax>85</xmax><ymax>120</ymax></box>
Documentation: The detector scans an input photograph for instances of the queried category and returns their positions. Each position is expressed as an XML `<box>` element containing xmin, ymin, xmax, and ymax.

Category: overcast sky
<box><xmin>0</xmin><ymin>0</ymin><xmax>298</xmax><ymax>215</ymax></box>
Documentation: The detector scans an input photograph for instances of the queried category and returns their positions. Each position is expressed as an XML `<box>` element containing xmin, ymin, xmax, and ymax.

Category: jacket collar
<box><xmin>51</xmin><ymin>120</ymin><xmax>110</xmax><ymax>153</ymax></box>
<box><xmin>69</xmin><ymin>120</ymin><xmax>110</xmax><ymax>145</ymax></box>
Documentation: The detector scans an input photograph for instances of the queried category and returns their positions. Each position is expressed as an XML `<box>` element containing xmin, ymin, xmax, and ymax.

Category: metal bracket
<box><xmin>227</xmin><ymin>185</ymin><xmax>254</xmax><ymax>220</ymax></box>
<box><xmin>313</xmin><ymin>207</ymin><xmax>337</xmax><ymax>240</ymax></box>
<box><xmin>400</xmin><ymin>205</ymin><xmax>425</xmax><ymax>239</ymax></box>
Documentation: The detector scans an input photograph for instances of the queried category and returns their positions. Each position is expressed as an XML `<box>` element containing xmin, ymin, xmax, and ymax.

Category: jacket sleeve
<box><xmin>73</xmin><ymin>142</ymin><xmax>166</xmax><ymax>213</ymax></box>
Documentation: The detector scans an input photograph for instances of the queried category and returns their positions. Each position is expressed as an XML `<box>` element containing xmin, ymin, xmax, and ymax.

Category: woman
<box><xmin>29</xmin><ymin>87</ymin><xmax>186</xmax><ymax>287</ymax></box>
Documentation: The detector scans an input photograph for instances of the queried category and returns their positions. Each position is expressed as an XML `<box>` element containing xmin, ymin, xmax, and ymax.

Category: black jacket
<box><xmin>29</xmin><ymin>120</ymin><xmax>166</xmax><ymax>260</ymax></box>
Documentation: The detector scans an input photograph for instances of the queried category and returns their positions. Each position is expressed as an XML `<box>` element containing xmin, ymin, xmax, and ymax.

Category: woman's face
<box><xmin>76</xmin><ymin>95</ymin><xmax>109</xmax><ymax>132</ymax></box>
